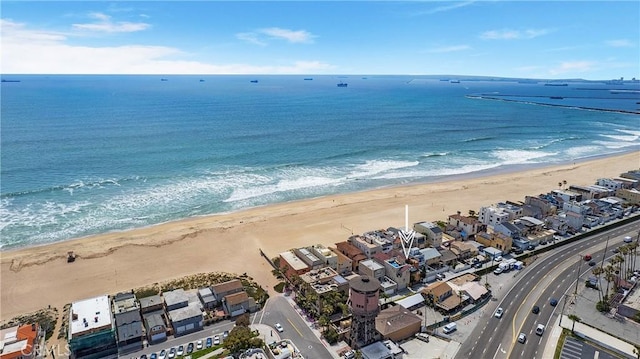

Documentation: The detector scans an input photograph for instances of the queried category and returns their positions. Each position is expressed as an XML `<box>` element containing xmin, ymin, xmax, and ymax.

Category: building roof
<box><xmin>279</xmin><ymin>251</ymin><xmax>310</xmax><ymax>271</ymax></box>
<box><xmin>419</xmin><ymin>248</ymin><xmax>442</xmax><ymax>261</ymax></box>
<box><xmin>169</xmin><ymin>303</ymin><xmax>203</xmax><ymax>323</ymax></box>
<box><xmin>143</xmin><ymin>312</ymin><xmax>165</xmax><ymax>329</ymax></box>
<box><xmin>164</xmin><ymin>289</ymin><xmax>189</xmax><ymax>307</ymax></box>
<box><xmin>449</xmin><ymin>214</ymin><xmax>478</xmax><ymax>225</ymax></box>
<box><xmin>375</xmin><ymin>305</ymin><xmax>422</xmax><ymax>336</ymax></box>
<box><xmin>437</xmin><ymin>249</ymin><xmax>457</xmax><ymax>262</ymax></box>
<box><xmin>139</xmin><ymin>295</ymin><xmax>162</xmax><ymax>309</ymax></box>
<box><xmin>395</xmin><ymin>293</ymin><xmax>425</xmax><ymax>310</ymax></box>
<box><xmin>70</xmin><ymin>295</ymin><xmax>113</xmax><ymax>337</ymax></box>
<box><xmin>211</xmin><ymin>279</ymin><xmax>243</xmax><ymax>295</ymax></box>
<box><xmin>349</xmin><ymin>275</ymin><xmax>380</xmax><ymax>293</ymax></box>
<box><xmin>423</xmin><ymin>281</ymin><xmax>452</xmax><ymax>298</ymax></box>
<box><xmin>198</xmin><ymin>287</ymin><xmax>214</xmax><ymax>298</ymax></box>
<box><xmin>360</xmin><ymin>340</ymin><xmax>403</xmax><ymax>359</ymax></box>
<box><xmin>360</xmin><ymin>259</ymin><xmax>385</xmax><ymax>271</ymax></box>
<box><xmin>0</xmin><ymin>324</ymin><xmax>38</xmax><ymax>356</ymax></box>
<box><xmin>224</xmin><ymin>291</ymin><xmax>249</xmax><ymax>306</ymax></box>
<box><xmin>116</xmin><ymin>319</ymin><xmax>143</xmax><ymax>342</ymax></box>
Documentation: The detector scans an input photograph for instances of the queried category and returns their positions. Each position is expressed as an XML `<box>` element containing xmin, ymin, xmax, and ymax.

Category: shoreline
<box><xmin>2</xmin><ymin>148</ymin><xmax>638</xmax><ymax>254</ymax></box>
<box><xmin>1</xmin><ymin>150</ymin><xmax>638</xmax><ymax>320</ymax></box>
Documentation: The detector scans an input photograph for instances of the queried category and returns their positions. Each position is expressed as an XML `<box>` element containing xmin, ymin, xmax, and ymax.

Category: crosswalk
<box><xmin>560</xmin><ymin>337</ymin><xmax>584</xmax><ymax>359</ymax></box>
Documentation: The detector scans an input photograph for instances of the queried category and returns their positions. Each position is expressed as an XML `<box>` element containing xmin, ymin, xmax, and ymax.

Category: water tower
<box><xmin>348</xmin><ymin>275</ymin><xmax>380</xmax><ymax>348</ymax></box>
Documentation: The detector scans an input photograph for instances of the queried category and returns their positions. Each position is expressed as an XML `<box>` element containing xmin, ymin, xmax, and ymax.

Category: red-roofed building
<box><xmin>0</xmin><ymin>323</ymin><xmax>40</xmax><ymax>359</ymax></box>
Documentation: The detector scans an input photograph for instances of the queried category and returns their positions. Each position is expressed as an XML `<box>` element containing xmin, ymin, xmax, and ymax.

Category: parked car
<box><xmin>196</xmin><ymin>339</ymin><xmax>203</xmax><ymax>350</ymax></box>
<box><xmin>495</xmin><ymin>256</ymin><xmax>503</xmax><ymax>262</ymax></box>
<box><xmin>168</xmin><ymin>348</ymin><xmax>176</xmax><ymax>359</ymax></box>
<box><xmin>140</xmin><ymin>355</ymin><xmax>147</xmax><ymax>359</ymax></box>
<box><xmin>206</xmin><ymin>337</ymin><xmax>213</xmax><ymax>348</ymax></box>
<box><xmin>532</xmin><ymin>305</ymin><xmax>540</xmax><ymax>314</ymax></box>
<box><xmin>436</xmin><ymin>273</ymin><xmax>446</xmax><ymax>280</ymax></box>
<box><xmin>158</xmin><ymin>350</ymin><xmax>166</xmax><ymax>359</ymax></box>
<box><xmin>187</xmin><ymin>342</ymin><xmax>194</xmax><ymax>354</ymax></box>
<box><xmin>150</xmin><ymin>354</ymin><xmax>157</xmax><ymax>359</ymax></box>
<box><xmin>275</xmin><ymin>323</ymin><xmax>284</xmax><ymax>332</ymax></box>
<box><xmin>494</xmin><ymin>308</ymin><xmax>504</xmax><ymax>318</ymax></box>
<box><xmin>177</xmin><ymin>346</ymin><xmax>184</xmax><ymax>356</ymax></box>
<box><xmin>223</xmin><ymin>330</ymin><xmax>229</xmax><ymax>339</ymax></box>
<box><xmin>550</xmin><ymin>298</ymin><xmax>558</xmax><ymax>307</ymax></box>
<box><xmin>213</xmin><ymin>335</ymin><xmax>221</xmax><ymax>345</ymax></box>
<box><xmin>493</xmin><ymin>267</ymin><xmax>503</xmax><ymax>275</ymax></box>
<box><xmin>518</xmin><ymin>333</ymin><xmax>527</xmax><ymax>343</ymax></box>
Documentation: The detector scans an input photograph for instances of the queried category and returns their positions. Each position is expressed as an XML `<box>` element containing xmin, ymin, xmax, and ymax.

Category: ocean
<box><xmin>1</xmin><ymin>75</ymin><xmax>639</xmax><ymax>250</ymax></box>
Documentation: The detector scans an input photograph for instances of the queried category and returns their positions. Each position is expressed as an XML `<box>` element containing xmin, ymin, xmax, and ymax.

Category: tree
<box><xmin>235</xmin><ymin>313</ymin><xmax>250</xmax><ymax>327</ymax></box>
<box><xmin>563</xmin><ymin>180</ymin><xmax>567</xmax><ymax>189</ymax></box>
<box><xmin>224</xmin><ymin>325</ymin><xmax>263</xmax><ymax>354</ymax></box>
<box><xmin>591</xmin><ymin>265</ymin><xmax>604</xmax><ymax>304</ymax></box>
<box><xmin>558</xmin><ymin>182</ymin><xmax>563</xmax><ymax>190</ymax></box>
<box><xmin>567</xmin><ymin>314</ymin><xmax>581</xmax><ymax>333</ymax></box>
<box><xmin>468</xmin><ymin>210</ymin><xmax>476</xmax><ymax>218</ymax></box>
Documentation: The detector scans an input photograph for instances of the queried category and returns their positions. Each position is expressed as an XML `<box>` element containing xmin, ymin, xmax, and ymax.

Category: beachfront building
<box><xmin>447</xmin><ymin>214</ymin><xmax>484</xmax><ymax>239</ymax></box>
<box><xmin>414</xmin><ymin>221</ymin><xmax>443</xmax><ymax>248</ymax></box>
<box><xmin>222</xmin><ymin>292</ymin><xmax>257</xmax><ymax>317</ymax></box>
<box><xmin>616</xmin><ymin>188</ymin><xmax>640</xmax><ymax>205</ymax></box>
<box><xmin>375</xmin><ymin>305</ymin><xmax>422</xmax><ymax>342</ymax></box>
<box><xmin>348</xmin><ymin>275</ymin><xmax>381</xmax><ymax>349</ymax></box>
<box><xmin>210</xmin><ymin>279</ymin><xmax>244</xmax><ymax>306</ymax></box>
<box><xmin>478</xmin><ymin>202</ymin><xmax>523</xmax><ymax>227</ymax></box>
<box><xmin>309</xmin><ymin>244</ymin><xmax>338</xmax><ymax>270</ymax></box>
<box><xmin>348</xmin><ymin>234</ymin><xmax>383</xmax><ymax>258</ymax></box>
<box><xmin>279</xmin><ymin>251</ymin><xmax>311</xmax><ymax>280</ymax></box>
<box><xmin>112</xmin><ymin>292</ymin><xmax>143</xmax><ymax>354</ymax></box>
<box><xmin>139</xmin><ymin>295</ymin><xmax>163</xmax><ymax>314</ymax></box>
<box><xmin>143</xmin><ymin>312</ymin><xmax>167</xmax><ymax>343</ymax></box>
<box><xmin>164</xmin><ymin>289</ymin><xmax>189</xmax><ymax>312</ymax></box>
<box><xmin>198</xmin><ymin>287</ymin><xmax>216</xmax><ymax>310</ymax></box>
<box><xmin>0</xmin><ymin>324</ymin><xmax>41</xmax><ymax>359</ymax></box>
<box><xmin>68</xmin><ymin>295</ymin><xmax>117</xmax><ymax>359</ymax></box>
<box><xmin>569</xmin><ymin>184</ymin><xmax>612</xmax><ymax>199</ymax></box>
<box><xmin>294</xmin><ymin>247</ymin><xmax>325</xmax><ymax>269</ymax></box>
<box><xmin>523</xmin><ymin>196</ymin><xmax>557</xmax><ymax>219</ymax></box>
<box><xmin>168</xmin><ymin>303</ymin><xmax>204</xmax><ymax>337</ymax></box>
<box><xmin>597</xmin><ymin>177</ymin><xmax>636</xmax><ymax>190</ymax></box>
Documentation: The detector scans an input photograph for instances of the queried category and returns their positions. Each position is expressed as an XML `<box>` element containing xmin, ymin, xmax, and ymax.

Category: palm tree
<box><xmin>563</xmin><ymin>180</ymin><xmax>567</xmax><ymax>189</ymax></box>
<box><xmin>620</xmin><ymin>246</ymin><xmax>630</xmax><ymax>279</ymax></box>
<box><xmin>604</xmin><ymin>265</ymin><xmax>615</xmax><ymax>299</ymax></box>
<box><xmin>558</xmin><ymin>182</ymin><xmax>563</xmax><ymax>190</ymax></box>
<box><xmin>592</xmin><ymin>265</ymin><xmax>604</xmax><ymax>303</ymax></box>
<box><xmin>567</xmin><ymin>314</ymin><xmax>581</xmax><ymax>333</ymax></box>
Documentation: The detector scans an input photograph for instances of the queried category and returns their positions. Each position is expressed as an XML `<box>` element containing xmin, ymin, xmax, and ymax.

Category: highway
<box><xmin>455</xmin><ymin>219</ymin><xmax>640</xmax><ymax>359</ymax></box>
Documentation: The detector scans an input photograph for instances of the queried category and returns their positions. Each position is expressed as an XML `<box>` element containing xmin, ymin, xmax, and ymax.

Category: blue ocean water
<box><xmin>1</xmin><ymin>75</ymin><xmax>639</xmax><ymax>250</ymax></box>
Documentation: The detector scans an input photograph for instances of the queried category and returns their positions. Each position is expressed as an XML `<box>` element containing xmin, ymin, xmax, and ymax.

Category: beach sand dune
<box><xmin>1</xmin><ymin>151</ymin><xmax>638</xmax><ymax>320</ymax></box>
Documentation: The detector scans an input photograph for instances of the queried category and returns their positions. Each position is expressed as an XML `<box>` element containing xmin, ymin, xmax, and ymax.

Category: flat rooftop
<box><xmin>70</xmin><ymin>295</ymin><xmax>112</xmax><ymax>336</ymax></box>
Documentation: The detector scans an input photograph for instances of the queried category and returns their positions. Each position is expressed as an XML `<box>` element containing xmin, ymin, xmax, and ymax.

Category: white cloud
<box><xmin>1</xmin><ymin>19</ymin><xmax>332</xmax><ymax>74</ymax></box>
<box><xmin>72</xmin><ymin>12</ymin><xmax>150</xmax><ymax>33</ymax></box>
<box><xmin>237</xmin><ymin>27</ymin><xmax>316</xmax><ymax>45</ymax></box>
<box><xmin>259</xmin><ymin>27</ymin><xmax>316</xmax><ymax>43</ymax></box>
<box><xmin>236</xmin><ymin>32</ymin><xmax>267</xmax><ymax>46</ymax></box>
<box><xmin>427</xmin><ymin>45</ymin><xmax>470</xmax><ymax>53</ymax></box>
<box><xmin>605</xmin><ymin>39</ymin><xmax>634</xmax><ymax>48</ymax></box>
<box><xmin>480</xmin><ymin>28</ymin><xmax>552</xmax><ymax>40</ymax></box>
<box><xmin>549</xmin><ymin>61</ymin><xmax>595</xmax><ymax>75</ymax></box>
<box><xmin>418</xmin><ymin>1</ymin><xmax>475</xmax><ymax>15</ymax></box>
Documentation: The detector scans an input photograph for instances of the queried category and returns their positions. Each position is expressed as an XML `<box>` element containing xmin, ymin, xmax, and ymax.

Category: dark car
<box><xmin>532</xmin><ymin>305</ymin><xmax>540</xmax><ymax>314</ymax></box>
<box><xmin>150</xmin><ymin>354</ymin><xmax>157</xmax><ymax>359</ymax></box>
<box><xmin>187</xmin><ymin>342</ymin><xmax>194</xmax><ymax>353</ymax></box>
<box><xmin>140</xmin><ymin>355</ymin><xmax>147</xmax><ymax>359</ymax></box>
<box><xmin>206</xmin><ymin>337</ymin><xmax>213</xmax><ymax>348</ymax></box>
<box><xmin>589</xmin><ymin>260</ymin><xmax>596</xmax><ymax>266</ymax></box>
<box><xmin>550</xmin><ymin>298</ymin><xmax>558</xmax><ymax>307</ymax></box>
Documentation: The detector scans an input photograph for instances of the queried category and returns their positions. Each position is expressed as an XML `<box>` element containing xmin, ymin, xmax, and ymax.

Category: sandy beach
<box><xmin>1</xmin><ymin>151</ymin><xmax>638</xmax><ymax>321</ymax></box>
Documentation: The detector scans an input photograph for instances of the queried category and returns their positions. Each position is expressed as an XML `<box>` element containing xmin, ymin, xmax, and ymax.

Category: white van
<box><xmin>442</xmin><ymin>322</ymin><xmax>457</xmax><ymax>334</ymax></box>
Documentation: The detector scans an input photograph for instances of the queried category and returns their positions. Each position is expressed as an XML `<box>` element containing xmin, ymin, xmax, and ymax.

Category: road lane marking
<box><xmin>287</xmin><ymin>318</ymin><xmax>303</xmax><ymax>337</ymax></box>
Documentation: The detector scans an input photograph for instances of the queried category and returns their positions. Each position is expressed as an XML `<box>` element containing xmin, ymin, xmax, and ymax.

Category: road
<box><xmin>261</xmin><ymin>295</ymin><xmax>333</xmax><ymax>359</ymax></box>
<box><xmin>455</xmin><ymin>220</ymin><xmax>640</xmax><ymax>359</ymax></box>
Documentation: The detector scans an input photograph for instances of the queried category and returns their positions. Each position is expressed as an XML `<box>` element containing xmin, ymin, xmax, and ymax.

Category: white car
<box><xmin>518</xmin><ymin>333</ymin><xmax>527</xmax><ymax>343</ymax></box>
<box><xmin>275</xmin><ymin>323</ymin><xmax>284</xmax><ymax>332</ymax></box>
<box><xmin>535</xmin><ymin>324</ymin><xmax>545</xmax><ymax>336</ymax></box>
<box><xmin>196</xmin><ymin>339</ymin><xmax>203</xmax><ymax>350</ymax></box>
<box><xmin>213</xmin><ymin>335</ymin><xmax>220</xmax><ymax>345</ymax></box>
<box><xmin>494</xmin><ymin>308</ymin><xmax>504</xmax><ymax>318</ymax></box>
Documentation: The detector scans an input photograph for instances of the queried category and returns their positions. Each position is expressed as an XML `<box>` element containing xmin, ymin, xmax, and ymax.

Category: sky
<box><xmin>1</xmin><ymin>1</ymin><xmax>639</xmax><ymax>79</ymax></box>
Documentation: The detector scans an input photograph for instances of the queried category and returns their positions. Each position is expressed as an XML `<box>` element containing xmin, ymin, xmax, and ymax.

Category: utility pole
<box><xmin>573</xmin><ymin>254</ymin><xmax>583</xmax><ymax>300</ymax></box>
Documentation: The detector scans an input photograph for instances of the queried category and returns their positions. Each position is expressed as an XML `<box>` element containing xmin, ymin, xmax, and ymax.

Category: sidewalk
<box><xmin>542</xmin><ymin>314</ymin><xmax>637</xmax><ymax>359</ymax></box>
